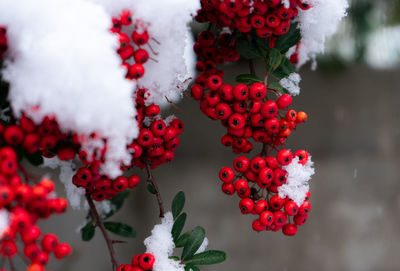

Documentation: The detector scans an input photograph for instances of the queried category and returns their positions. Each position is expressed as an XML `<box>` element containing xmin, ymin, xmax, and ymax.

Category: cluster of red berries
<box><xmin>0</xmin><ymin>27</ymin><xmax>6</xmax><ymax>58</ymax></box>
<box><xmin>117</xmin><ymin>253</ymin><xmax>155</xmax><ymax>271</ymax></box>
<box><xmin>196</xmin><ymin>0</ymin><xmax>311</xmax><ymax>40</ymax></box>
<box><xmin>0</xmin><ymin>11</ymin><xmax>183</xmax><ymax>203</ymax></box>
<box><xmin>72</xmin><ymin>10</ymin><xmax>184</xmax><ymax>201</ymax></box>
<box><xmin>219</xmin><ymin>149</ymin><xmax>311</xmax><ymax>235</ymax></box>
<box><xmin>192</xmin><ymin>30</ymin><xmax>307</xmax><ymax>154</ymax></box>
<box><xmin>111</xmin><ymin>10</ymin><xmax>152</xmax><ymax>80</ymax></box>
<box><xmin>192</xmin><ymin>2</ymin><xmax>312</xmax><ymax>235</ymax></box>
<box><xmin>0</xmin><ymin>147</ymin><xmax>71</xmax><ymax>271</ymax></box>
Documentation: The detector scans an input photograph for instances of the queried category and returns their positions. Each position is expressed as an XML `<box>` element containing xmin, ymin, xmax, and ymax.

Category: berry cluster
<box><xmin>72</xmin><ymin>10</ymin><xmax>184</xmax><ymax>201</ymax></box>
<box><xmin>0</xmin><ymin>147</ymin><xmax>71</xmax><ymax>271</ymax></box>
<box><xmin>117</xmin><ymin>253</ymin><xmax>155</xmax><ymax>271</ymax></box>
<box><xmin>0</xmin><ymin>10</ymin><xmax>184</xmax><ymax>203</ymax></box>
<box><xmin>192</xmin><ymin>1</ymin><xmax>312</xmax><ymax>235</ymax></box>
<box><xmin>196</xmin><ymin>0</ymin><xmax>311</xmax><ymax>40</ymax></box>
<box><xmin>219</xmin><ymin>149</ymin><xmax>311</xmax><ymax>236</ymax></box>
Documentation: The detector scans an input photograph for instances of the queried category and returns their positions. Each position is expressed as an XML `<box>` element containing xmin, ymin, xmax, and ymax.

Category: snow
<box><xmin>0</xmin><ymin>0</ymin><xmax>138</xmax><ymax>178</ymax></box>
<box><xmin>281</xmin><ymin>0</ymin><xmax>290</xmax><ymax>9</ymax></box>
<box><xmin>279</xmin><ymin>73</ymin><xmax>301</xmax><ymax>96</ymax></box>
<box><xmin>89</xmin><ymin>0</ymin><xmax>199</xmax><ymax>105</ymax></box>
<box><xmin>365</xmin><ymin>26</ymin><xmax>400</xmax><ymax>69</ymax></box>
<box><xmin>0</xmin><ymin>209</ymin><xmax>9</xmax><ymax>237</ymax></box>
<box><xmin>42</xmin><ymin>157</ymin><xmax>85</xmax><ymax>210</ymax></box>
<box><xmin>144</xmin><ymin>212</ymin><xmax>185</xmax><ymax>271</ymax></box>
<box><xmin>296</xmin><ymin>0</ymin><xmax>349</xmax><ymax>68</ymax></box>
<box><xmin>279</xmin><ymin>157</ymin><xmax>315</xmax><ymax>206</ymax></box>
<box><xmin>196</xmin><ymin>237</ymin><xmax>209</xmax><ymax>254</ymax></box>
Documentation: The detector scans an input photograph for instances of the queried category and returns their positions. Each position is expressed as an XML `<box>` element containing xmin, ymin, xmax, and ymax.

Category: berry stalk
<box><xmin>86</xmin><ymin>194</ymin><xmax>119</xmax><ymax>271</ymax></box>
<box><xmin>145</xmin><ymin>161</ymin><xmax>165</xmax><ymax>218</ymax></box>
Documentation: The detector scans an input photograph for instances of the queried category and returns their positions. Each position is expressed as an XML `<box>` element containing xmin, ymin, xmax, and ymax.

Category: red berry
<box><xmin>282</xmin><ymin>223</ymin><xmax>298</xmax><ymax>236</ymax></box>
<box><xmin>219</xmin><ymin>167</ymin><xmax>235</xmax><ymax>183</ymax></box>
<box><xmin>139</xmin><ymin>253</ymin><xmax>155</xmax><ymax>270</ymax></box>
<box><xmin>233</xmin><ymin>156</ymin><xmax>250</xmax><ymax>172</ymax></box>
<box><xmin>239</xmin><ymin>198</ymin><xmax>254</xmax><ymax>214</ymax></box>
<box><xmin>259</xmin><ymin>211</ymin><xmax>274</xmax><ymax>226</ymax></box>
<box><xmin>260</xmin><ymin>101</ymin><xmax>278</xmax><ymax>119</ymax></box>
<box><xmin>277</xmin><ymin>149</ymin><xmax>293</xmax><ymax>166</ymax></box>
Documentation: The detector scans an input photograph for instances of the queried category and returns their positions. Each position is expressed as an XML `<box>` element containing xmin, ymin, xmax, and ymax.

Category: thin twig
<box><xmin>165</xmin><ymin>96</ymin><xmax>182</xmax><ymax>111</ymax></box>
<box><xmin>145</xmin><ymin>161</ymin><xmax>165</xmax><ymax>218</ymax></box>
<box><xmin>249</xmin><ymin>59</ymin><xmax>256</xmax><ymax>76</ymax></box>
<box><xmin>8</xmin><ymin>258</ymin><xmax>15</xmax><ymax>271</ymax></box>
<box><xmin>86</xmin><ymin>195</ymin><xmax>119</xmax><ymax>271</ymax></box>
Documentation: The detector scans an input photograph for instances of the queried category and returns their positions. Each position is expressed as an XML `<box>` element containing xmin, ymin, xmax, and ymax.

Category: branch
<box><xmin>8</xmin><ymin>258</ymin><xmax>15</xmax><ymax>271</ymax></box>
<box><xmin>145</xmin><ymin>161</ymin><xmax>165</xmax><ymax>218</ymax></box>
<box><xmin>248</xmin><ymin>59</ymin><xmax>256</xmax><ymax>76</ymax></box>
<box><xmin>86</xmin><ymin>194</ymin><xmax>119</xmax><ymax>271</ymax></box>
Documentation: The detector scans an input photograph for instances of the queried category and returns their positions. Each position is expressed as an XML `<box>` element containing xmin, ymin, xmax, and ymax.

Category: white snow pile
<box><xmin>0</xmin><ymin>0</ymin><xmax>138</xmax><ymax>178</ymax></box>
<box><xmin>144</xmin><ymin>212</ymin><xmax>185</xmax><ymax>271</ymax></box>
<box><xmin>279</xmin><ymin>156</ymin><xmax>315</xmax><ymax>206</ymax></box>
<box><xmin>296</xmin><ymin>0</ymin><xmax>349</xmax><ymax>68</ymax></box>
<box><xmin>42</xmin><ymin>157</ymin><xmax>85</xmax><ymax>210</ymax></box>
<box><xmin>365</xmin><ymin>25</ymin><xmax>400</xmax><ymax>69</ymax></box>
<box><xmin>279</xmin><ymin>72</ymin><xmax>301</xmax><ymax>96</ymax></box>
<box><xmin>89</xmin><ymin>0</ymin><xmax>200</xmax><ymax>105</ymax></box>
<box><xmin>0</xmin><ymin>209</ymin><xmax>9</xmax><ymax>237</ymax></box>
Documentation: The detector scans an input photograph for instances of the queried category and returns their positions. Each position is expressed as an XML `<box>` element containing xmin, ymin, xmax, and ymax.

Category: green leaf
<box><xmin>103</xmin><ymin>222</ymin><xmax>136</xmax><ymax>238</ymax></box>
<box><xmin>181</xmin><ymin>226</ymin><xmax>205</xmax><ymax>260</ymax></box>
<box><xmin>268</xmin><ymin>82</ymin><xmax>289</xmax><ymax>95</ymax></box>
<box><xmin>235</xmin><ymin>74</ymin><xmax>263</xmax><ymax>84</ymax></box>
<box><xmin>183</xmin><ymin>250</ymin><xmax>227</xmax><ymax>266</ymax></box>
<box><xmin>184</xmin><ymin>265</ymin><xmax>191</xmax><ymax>271</ymax></box>
<box><xmin>274</xmin><ymin>23</ymin><xmax>301</xmax><ymax>53</ymax></box>
<box><xmin>268</xmin><ymin>48</ymin><xmax>282</xmax><ymax>72</ymax></box>
<box><xmin>147</xmin><ymin>183</ymin><xmax>157</xmax><ymax>194</ymax></box>
<box><xmin>253</xmin><ymin>35</ymin><xmax>270</xmax><ymax>51</ymax></box>
<box><xmin>272</xmin><ymin>57</ymin><xmax>295</xmax><ymax>80</ymax></box>
<box><xmin>24</xmin><ymin>152</ymin><xmax>44</xmax><ymax>166</ymax></box>
<box><xmin>172</xmin><ymin>212</ymin><xmax>187</xmax><ymax>242</ymax></box>
<box><xmin>190</xmin><ymin>266</ymin><xmax>200</xmax><ymax>271</ymax></box>
<box><xmin>103</xmin><ymin>190</ymin><xmax>130</xmax><ymax>219</ymax></box>
<box><xmin>172</xmin><ymin>191</ymin><xmax>185</xmax><ymax>219</ymax></box>
<box><xmin>81</xmin><ymin>222</ymin><xmax>96</xmax><ymax>242</ymax></box>
<box><xmin>236</xmin><ymin>37</ymin><xmax>263</xmax><ymax>60</ymax></box>
<box><xmin>169</xmin><ymin>256</ymin><xmax>180</xmax><ymax>261</ymax></box>
<box><xmin>175</xmin><ymin>232</ymin><xmax>190</xmax><ymax>248</ymax></box>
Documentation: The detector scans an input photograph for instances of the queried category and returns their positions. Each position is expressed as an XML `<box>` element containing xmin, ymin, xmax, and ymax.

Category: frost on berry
<box><xmin>279</xmin><ymin>157</ymin><xmax>315</xmax><ymax>206</ymax></box>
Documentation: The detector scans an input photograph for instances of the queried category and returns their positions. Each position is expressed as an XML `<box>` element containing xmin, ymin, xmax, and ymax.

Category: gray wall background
<box><xmin>38</xmin><ymin>64</ymin><xmax>400</xmax><ymax>271</ymax></box>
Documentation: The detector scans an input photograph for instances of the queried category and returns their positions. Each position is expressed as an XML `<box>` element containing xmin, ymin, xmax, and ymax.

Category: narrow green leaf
<box><xmin>25</xmin><ymin>152</ymin><xmax>44</xmax><ymax>166</ymax></box>
<box><xmin>268</xmin><ymin>48</ymin><xmax>282</xmax><ymax>72</ymax></box>
<box><xmin>103</xmin><ymin>221</ymin><xmax>136</xmax><ymax>238</ymax></box>
<box><xmin>274</xmin><ymin>23</ymin><xmax>301</xmax><ymax>53</ymax></box>
<box><xmin>268</xmin><ymin>82</ymin><xmax>289</xmax><ymax>94</ymax></box>
<box><xmin>181</xmin><ymin>227</ymin><xmax>205</xmax><ymax>260</ymax></box>
<box><xmin>235</xmin><ymin>74</ymin><xmax>263</xmax><ymax>84</ymax></box>
<box><xmin>172</xmin><ymin>212</ymin><xmax>187</xmax><ymax>242</ymax></box>
<box><xmin>175</xmin><ymin>232</ymin><xmax>190</xmax><ymax>248</ymax></box>
<box><xmin>183</xmin><ymin>250</ymin><xmax>227</xmax><ymax>266</ymax></box>
<box><xmin>172</xmin><ymin>191</ymin><xmax>185</xmax><ymax>219</ymax></box>
<box><xmin>190</xmin><ymin>266</ymin><xmax>200</xmax><ymax>271</ymax></box>
<box><xmin>184</xmin><ymin>265</ymin><xmax>191</xmax><ymax>271</ymax></box>
<box><xmin>147</xmin><ymin>183</ymin><xmax>158</xmax><ymax>194</ymax></box>
<box><xmin>81</xmin><ymin>222</ymin><xmax>96</xmax><ymax>242</ymax></box>
<box><xmin>103</xmin><ymin>190</ymin><xmax>130</xmax><ymax>219</ymax></box>
<box><xmin>236</xmin><ymin>37</ymin><xmax>263</xmax><ymax>60</ymax></box>
<box><xmin>272</xmin><ymin>57</ymin><xmax>295</xmax><ymax>80</ymax></box>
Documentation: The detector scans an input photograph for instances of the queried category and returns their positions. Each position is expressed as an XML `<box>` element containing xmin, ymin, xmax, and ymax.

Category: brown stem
<box><xmin>145</xmin><ymin>161</ymin><xmax>165</xmax><ymax>218</ymax></box>
<box><xmin>86</xmin><ymin>194</ymin><xmax>119</xmax><ymax>271</ymax></box>
<box><xmin>18</xmin><ymin>163</ymin><xmax>38</xmax><ymax>183</ymax></box>
<box><xmin>8</xmin><ymin>258</ymin><xmax>15</xmax><ymax>271</ymax></box>
<box><xmin>249</xmin><ymin>60</ymin><xmax>256</xmax><ymax>76</ymax></box>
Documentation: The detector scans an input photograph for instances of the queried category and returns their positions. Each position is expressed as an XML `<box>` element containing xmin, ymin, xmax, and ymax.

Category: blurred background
<box><xmin>39</xmin><ymin>0</ymin><xmax>400</xmax><ymax>270</ymax></box>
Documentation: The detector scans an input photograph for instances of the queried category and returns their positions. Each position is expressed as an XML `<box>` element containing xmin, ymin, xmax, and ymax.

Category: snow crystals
<box><xmin>279</xmin><ymin>156</ymin><xmax>315</xmax><ymax>206</ymax></box>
